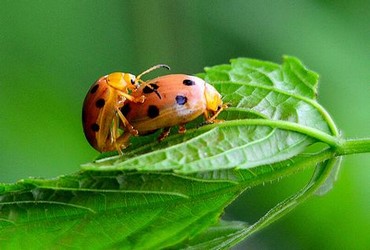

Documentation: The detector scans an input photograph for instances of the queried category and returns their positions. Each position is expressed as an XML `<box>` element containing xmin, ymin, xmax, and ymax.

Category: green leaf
<box><xmin>83</xmin><ymin>56</ymin><xmax>338</xmax><ymax>173</ymax></box>
<box><xmin>0</xmin><ymin>148</ymin><xmax>334</xmax><ymax>249</ymax></box>
<box><xmin>0</xmin><ymin>171</ymin><xmax>238</xmax><ymax>249</ymax></box>
<box><xmin>3</xmin><ymin>56</ymin><xmax>366</xmax><ymax>249</ymax></box>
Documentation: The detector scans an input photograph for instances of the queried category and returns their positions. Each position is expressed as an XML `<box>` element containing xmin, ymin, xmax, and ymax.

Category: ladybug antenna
<box><xmin>136</xmin><ymin>64</ymin><xmax>170</xmax><ymax>81</ymax></box>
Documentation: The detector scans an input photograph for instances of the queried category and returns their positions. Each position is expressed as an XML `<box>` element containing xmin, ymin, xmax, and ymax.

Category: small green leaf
<box><xmin>83</xmin><ymin>56</ymin><xmax>337</xmax><ymax>173</ymax></box>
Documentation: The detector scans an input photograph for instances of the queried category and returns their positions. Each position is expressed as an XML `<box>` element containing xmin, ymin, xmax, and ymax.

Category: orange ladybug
<box><xmin>82</xmin><ymin>64</ymin><xmax>169</xmax><ymax>153</ymax></box>
<box><xmin>119</xmin><ymin>74</ymin><xmax>227</xmax><ymax>146</ymax></box>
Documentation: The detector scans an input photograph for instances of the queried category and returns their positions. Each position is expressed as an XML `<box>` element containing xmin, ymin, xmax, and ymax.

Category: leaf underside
<box><xmin>0</xmin><ymin>56</ymin><xmax>339</xmax><ymax>249</ymax></box>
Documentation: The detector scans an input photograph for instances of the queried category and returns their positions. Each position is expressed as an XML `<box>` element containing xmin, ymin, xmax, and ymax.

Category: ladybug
<box><xmin>82</xmin><ymin>64</ymin><xmax>169</xmax><ymax>153</ymax></box>
<box><xmin>119</xmin><ymin>74</ymin><xmax>227</xmax><ymax>145</ymax></box>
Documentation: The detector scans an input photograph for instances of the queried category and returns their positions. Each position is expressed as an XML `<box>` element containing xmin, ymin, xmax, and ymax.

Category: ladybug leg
<box><xmin>132</xmin><ymin>95</ymin><xmax>146</xmax><ymax>103</ymax></box>
<box><xmin>201</xmin><ymin>110</ymin><xmax>214</xmax><ymax>125</ymax></box>
<box><xmin>158</xmin><ymin>127</ymin><xmax>171</xmax><ymax>141</ymax></box>
<box><xmin>178</xmin><ymin>124</ymin><xmax>186</xmax><ymax>134</ymax></box>
<box><xmin>111</xmin><ymin>115</ymin><xmax>124</xmax><ymax>154</ymax></box>
<box><xmin>115</xmin><ymin>132</ymin><xmax>131</xmax><ymax>154</ymax></box>
<box><xmin>204</xmin><ymin>104</ymin><xmax>227</xmax><ymax>124</ymax></box>
<box><xmin>120</xmin><ymin>92</ymin><xmax>146</xmax><ymax>103</ymax></box>
<box><xmin>115</xmin><ymin>107</ymin><xmax>139</xmax><ymax>136</ymax></box>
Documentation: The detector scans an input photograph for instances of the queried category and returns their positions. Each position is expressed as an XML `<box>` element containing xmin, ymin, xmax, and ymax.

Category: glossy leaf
<box><xmin>84</xmin><ymin>56</ymin><xmax>338</xmax><ymax>173</ymax></box>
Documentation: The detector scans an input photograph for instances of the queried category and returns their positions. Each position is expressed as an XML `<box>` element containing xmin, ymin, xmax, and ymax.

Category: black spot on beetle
<box><xmin>120</xmin><ymin>103</ymin><xmax>131</xmax><ymax>116</ymax></box>
<box><xmin>175</xmin><ymin>95</ymin><xmax>187</xmax><ymax>105</ymax></box>
<box><xmin>147</xmin><ymin>105</ymin><xmax>160</xmax><ymax>118</ymax></box>
<box><xmin>183</xmin><ymin>79</ymin><xmax>195</xmax><ymax>86</ymax></box>
<box><xmin>90</xmin><ymin>84</ymin><xmax>99</xmax><ymax>94</ymax></box>
<box><xmin>95</xmin><ymin>98</ymin><xmax>105</xmax><ymax>108</ymax></box>
<box><xmin>143</xmin><ymin>83</ymin><xmax>159</xmax><ymax>93</ymax></box>
<box><xmin>91</xmin><ymin>123</ymin><xmax>100</xmax><ymax>132</ymax></box>
<box><xmin>143</xmin><ymin>83</ymin><xmax>162</xmax><ymax>99</ymax></box>
<box><xmin>143</xmin><ymin>86</ymin><xmax>153</xmax><ymax>94</ymax></box>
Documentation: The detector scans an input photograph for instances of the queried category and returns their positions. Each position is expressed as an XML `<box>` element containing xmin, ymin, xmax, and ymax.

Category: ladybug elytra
<box><xmin>119</xmin><ymin>74</ymin><xmax>227</xmax><ymax>146</ymax></box>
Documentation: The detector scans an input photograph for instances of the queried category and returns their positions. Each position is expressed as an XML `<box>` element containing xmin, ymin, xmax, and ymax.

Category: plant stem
<box><xmin>336</xmin><ymin>138</ymin><xmax>370</xmax><ymax>155</ymax></box>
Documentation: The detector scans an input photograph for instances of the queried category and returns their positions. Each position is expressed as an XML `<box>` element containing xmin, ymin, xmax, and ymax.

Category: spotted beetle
<box><xmin>119</xmin><ymin>74</ymin><xmax>227</xmax><ymax>146</ymax></box>
<box><xmin>82</xmin><ymin>64</ymin><xmax>169</xmax><ymax>153</ymax></box>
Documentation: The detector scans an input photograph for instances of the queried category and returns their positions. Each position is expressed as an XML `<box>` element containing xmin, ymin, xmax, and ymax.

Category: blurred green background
<box><xmin>0</xmin><ymin>1</ymin><xmax>369</xmax><ymax>249</ymax></box>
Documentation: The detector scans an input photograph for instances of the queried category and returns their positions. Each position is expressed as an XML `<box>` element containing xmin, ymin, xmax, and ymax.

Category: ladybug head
<box><xmin>204</xmin><ymin>83</ymin><xmax>223</xmax><ymax>112</ymax></box>
<box><xmin>106</xmin><ymin>72</ymin><xmax>137</xmax><ymax>91</ymax></box>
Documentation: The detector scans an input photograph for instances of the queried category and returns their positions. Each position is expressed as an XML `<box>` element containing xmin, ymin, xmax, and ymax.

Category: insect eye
<box><xmin>130</xmin><ymin>78</ymin><xmax>135</xmax><ymax>85</ymax></box>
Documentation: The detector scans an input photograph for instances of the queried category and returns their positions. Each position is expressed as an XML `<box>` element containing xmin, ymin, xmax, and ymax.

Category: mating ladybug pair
<box><xmin>82</xmin><ymin>64</ymin><xmax>227</xmax><ymax>154</ymax></box>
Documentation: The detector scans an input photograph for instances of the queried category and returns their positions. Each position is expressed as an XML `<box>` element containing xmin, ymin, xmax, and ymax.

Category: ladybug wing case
<box><xmin>82</xmin><ymin>76</ymin><xmax>116</xmax><ymax>150</ymax></box>
<box><xmin>123</xmin><ymin>74</ymin><xmax>207</xmax><ymax>134</ymax></box>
